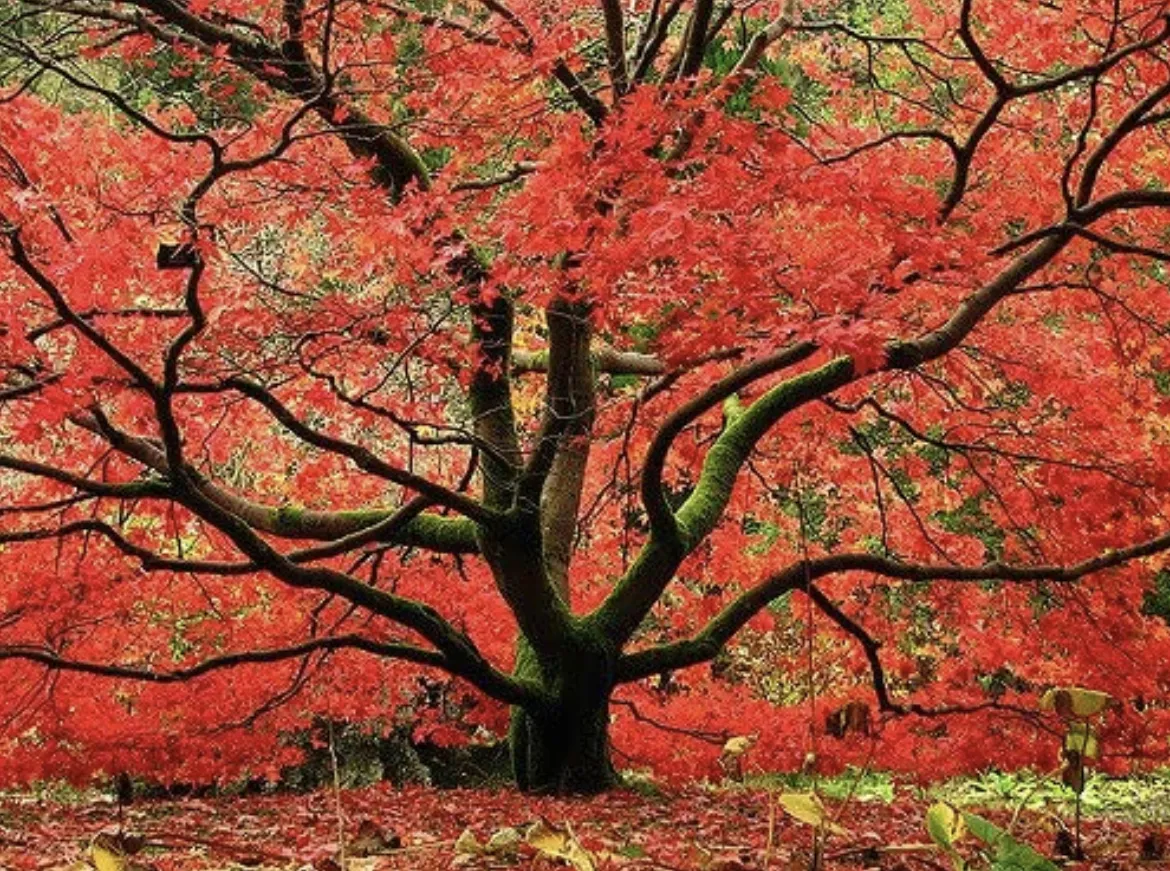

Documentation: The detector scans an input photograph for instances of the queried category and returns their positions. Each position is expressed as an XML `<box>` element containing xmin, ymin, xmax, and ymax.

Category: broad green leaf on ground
<box><xmin>962</xmin><ymin>812</ymin><xmax>1060</xmax><ymax>871</ymax></box>
<box><xmin>926</xmin><ymin>801</ymin><xmax>965</xmax><ymax>849</ymax></box>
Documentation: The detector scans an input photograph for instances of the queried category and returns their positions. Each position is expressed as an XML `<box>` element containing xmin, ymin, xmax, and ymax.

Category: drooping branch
<box><xmin>0</xmin><ymin>235</ymin><xmax>480</xmax><ymax>555</ymax></box>
<box><xmin>3</xmin><ymin>223</ymin><xmax>158</xmax><ymax>393</ymax></box>
<box><xmin>136</xmin><ymin>0</ymin><xmax>429</xmax><ymax>194</ymax></box>
<box><xmin>823</xmin><ymin>395</ymin><xmax>1148</xmax><ymax>488</ymax></box>
<box><xmin>803</xmin><ymin>585</ymin><xmax>1042</xmax><ymax>721</ymax></box>
<box><xmin>786</xmin><ymin>7</ymin><xmax>1170</xmax><ymax>220</ymax></box>
<box><xmin>19</xmin><ymin>398</ymin><xmax>529</xmax><ymax>703</ymax></box>
<box><xmin>0</xmin><ymin>498</ymin><xmax>439</xmax><ymax>576</ymax></box>
<box><xmin>165</xmin><ymin>475</ymin><xmax>542</xmax><ymax>708</ymax></box>
<box><xmin>0</xmin><ymin>635</ymin><xmax>449</xmax><ymax>684</ymax></box>
<box><xmin>0</xmin><ymin>454</ymin><xmax>170</xmax><ymax>500</ymax></box>
<box><xmin>1</xmin><ymin>444</ymin><xmax>524</xmax><ymax>703</ymax></box>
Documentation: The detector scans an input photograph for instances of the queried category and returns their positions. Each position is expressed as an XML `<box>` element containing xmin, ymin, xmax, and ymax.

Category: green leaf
<box><xmin>962</xmin><ymin>812</ymin><xmax>1060</xmax><ymax>871</ymax></box>
<box><xmin>926</xmin><ymin>801</ymin><xmax>965</xmax><ymax>849</ymax></box>
<box><xmin>926</xmin><ymin>802</ymin><xmax>966</xmax><ymax>870</ymax></box>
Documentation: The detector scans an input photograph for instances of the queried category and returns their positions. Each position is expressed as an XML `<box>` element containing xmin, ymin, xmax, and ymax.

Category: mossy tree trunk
<box><xmin>509</xmin><ymin>632</ymin><xmax>618</xmax><ymax>794</ymax></box>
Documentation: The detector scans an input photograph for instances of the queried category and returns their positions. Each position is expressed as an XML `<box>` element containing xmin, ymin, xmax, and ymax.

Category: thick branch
<box><xmin>513</xmin><ymin>347</ymin><xmax>667</xmax><ymax>376</ymax></box>
<box><xmin>49</xmin><ymin>0</ymin><xmax>432</xmax><ymax>195</ymax></box>
<box><xmin>678</xmin><ymin>0</ymin><xmax>715</xmax><ymax>79</ymax></box>
<box><xmin>638</xmin><ymin>342</ymin><xmax>818</xmax><ymax>545</ymax></box>
<box><xmin>65</xmin><ymin>411</ymin><xmax>478</xmax><ymax>552</ymax></box>
<box><xmin>466</xmin><ymin>290</ymin><xmax>523</xmax><ymax>512</ymax></box>
<box><xmin>599</xmin><ymin>0</ymin><xmax>629</xmax><ymax>98</ymax></box>
<box><xmin>616</xmin><ymin>532</ymin><xmax>1170</xmax><ymax>681</ymax></box>
<box><xmin>532</xmin><ymin>299</ymin><xmax>596</xmax><ymax>601</ymax></box>
<box><xmin>0</xmin><ymin>499</ymin><xmax>441</xmax><ymax>575</ymax></box>
<box><xmin>165</xmin><ymin>478</ymin><xmax>540</xmax><ymax>707</ymax></box>
<box><xmin>0</xmin><ymin>454</ymin><xmax>170</xmax><ymax>500</ymax></box>
<box><xmin>600</xmin><ymin>235</ymin><xmax>1072</xmax><ymax>645</ymax></box>
<box><xmin>223</xmin><ymin>377</ymin><xmax>500</xmax><ymax>526</ymax></box>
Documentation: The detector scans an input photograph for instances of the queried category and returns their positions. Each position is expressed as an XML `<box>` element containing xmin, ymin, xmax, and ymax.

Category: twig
<box><xmin>327</xmin><ymin>721</ymin><xmax>347</xmax><ymax>869</ymax></box>
<box><xmin>763</xmin><ymin>788</ymin><xmax>777</xmax><ymax>870</ymax></box>
<box><xmin>612</xmin><ymin>698</ymin><xmax>729</xmax><ymax>745</ymax></box>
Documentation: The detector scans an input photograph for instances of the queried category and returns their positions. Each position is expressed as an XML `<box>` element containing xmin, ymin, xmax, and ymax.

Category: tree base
<box><xmin>510</xmin><ymin>707</ymin><xmax>617</xmax><ymax>794</ymax></box>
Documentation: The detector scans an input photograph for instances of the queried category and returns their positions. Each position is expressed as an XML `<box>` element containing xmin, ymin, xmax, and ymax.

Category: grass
<box><xmin>743</xmin><ymin>766</ymin><xmax>1170</xmax><ymax>824</ymax></box>
<box><xmin>744</xmin><ymin>767</ymin><xmax>897</xmax><ymax>803</ymax></box>
<box><xmin>931</xmin><ymin>769</ymin><xmax>1170</xmax><ymax>825</ymax></box>
<box><xmin>8</xmin><ymin>767</ymin><xmax>1170</xmax><ymax>824</ymax></box>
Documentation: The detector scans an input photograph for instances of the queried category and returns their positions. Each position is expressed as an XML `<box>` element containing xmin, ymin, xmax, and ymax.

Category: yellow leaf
<box><xmin>90</xmin><ymin>841</ymin><xmax>127</xmax><ymax>871</ymax></box>
<box><xmin>453</xmin><ymin>828</ymin><xmax>481</xmax><ymax>855</ymax></box>
<box><xmin>485</xmin><ymin>827</ymin><xmax>521</xmax><ymax>852</ymax></box>
<box><xmin>1064</xmin><ymin>722</ymin><xmax>1100</xmax><ymax>760</ymax></box>
<box><xmin>721</xmin><ymin>735</ymin><xmax>756</xmax><ymax>757</ymax></box>
<box><xmin>525</xmin><ymin>819</ymin><xmax>596</xmax><ymax>871</ymax></box>
<box><xmin>777</xmin><ymin>792</ymin><xmax>849</xmax><ymax>835</ymax></box>
<box><xmin>1039</xmin><ymin>687</ymin><xmax>1110</xmax><ymax>718</ymax></box>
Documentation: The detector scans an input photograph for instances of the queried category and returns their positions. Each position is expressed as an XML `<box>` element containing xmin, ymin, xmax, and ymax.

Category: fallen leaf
<box><xmin>453</xmin><ymin>828</ymin><xmax>481</xmax><ymax>855</ymax></box>
<box><xmin>90</xmin><ymin>836</ymin><xmax>127</xmax><ymax>871</ymax></box>
<box><xmin>525</xmin><ymin>819</ymin><xmax>596</xmax><ymax>871</ymax></box>
<box><xmin>485</xmin><ymin>826</ymin><xmax>521</xmax><ymax>852</ymax></box>
<box><xmin>350</xmin><ymin>819</ymin><xmax>401</xmax><ymax>857</ymax></box>
<box><xmin>777</xmin><ymin>793</ymin><xmax>849</xmax><ymax>836</ymax></box>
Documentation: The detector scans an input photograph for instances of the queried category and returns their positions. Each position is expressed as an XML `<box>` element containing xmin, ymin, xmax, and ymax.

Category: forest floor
<box><xmin>2</xmin><ymin>771</ymin><xmax>1169</xmax><ymax>871</ymax></box>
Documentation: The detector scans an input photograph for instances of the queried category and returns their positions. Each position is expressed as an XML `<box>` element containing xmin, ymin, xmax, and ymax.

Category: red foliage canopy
<box><xmin>1</xmin><ymin>0</ymin><xmax>1170</xmax><ymax>789</ymax></box>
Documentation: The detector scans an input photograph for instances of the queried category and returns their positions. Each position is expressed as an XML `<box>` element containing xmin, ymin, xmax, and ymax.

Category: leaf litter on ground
<box><xmin>1</xmin><ymin>780</ymin><xmax>1166</xmax><ymax>870</ymax></box>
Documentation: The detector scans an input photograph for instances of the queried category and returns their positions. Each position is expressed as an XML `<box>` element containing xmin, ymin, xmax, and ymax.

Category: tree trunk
<box><xmin>510</xmin><ymin>698</ymin><xmax>616</xmax><ymax>794</ymax></box>
<box><xmin>509</xmin><ymin>633</ymin><xmax>618</xmax><ymax>794</ymax></box>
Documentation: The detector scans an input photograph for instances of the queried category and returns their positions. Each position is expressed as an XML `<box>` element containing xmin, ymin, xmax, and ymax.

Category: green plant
<box><xmin>926</xmin><ymin>803</ymin><xmax>1060</xmax><ymax>871</ymax></box>
<box><xmin>1040</xmin><ymin>686</ymin><xmax>1111</xmax><ymax>858</ymax></box>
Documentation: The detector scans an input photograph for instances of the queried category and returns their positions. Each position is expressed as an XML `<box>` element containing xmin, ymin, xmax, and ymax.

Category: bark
<box><xmin>509</xmin><ymin>628</ymin><xmax>618</xmax><ymax>794</ymax></box>
<box><xmin>537</xmin><ymin>299</ymin><xmax>596</xmax><ymax>602</ymax></box>
<box><xmin>510</xmin><ymin>698</ymin><xmax>616</xmax><ymax>794</ymax></box>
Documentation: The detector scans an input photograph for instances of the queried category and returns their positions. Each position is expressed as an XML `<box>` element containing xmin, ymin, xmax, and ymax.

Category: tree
<box><xmin>2</xmin><ymin>0</ymin><xmax>1170</xmax><ymax>795</ymax></box>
